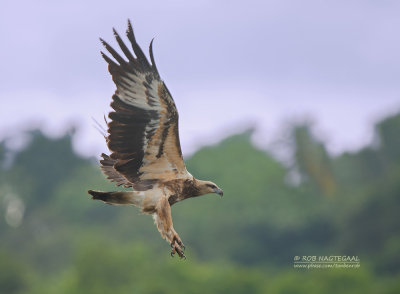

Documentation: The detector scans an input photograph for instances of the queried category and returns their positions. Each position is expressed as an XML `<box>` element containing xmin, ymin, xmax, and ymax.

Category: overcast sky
<box><xmin>1</xmin><ymin>0</ymin><xmax>399</xmax><ymax>158</ymax></box>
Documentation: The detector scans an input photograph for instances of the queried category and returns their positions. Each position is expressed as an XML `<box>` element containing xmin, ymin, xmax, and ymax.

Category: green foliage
<box><xmin>378</xmin><ymin>113</ymin><xmax>400</xmax><ymax>163</ymax></box>
<box><xmin>293</xmin><ymin>125</ymin><xmax>336</xmax><ymax>196</ymax></box>
<box><xmin>0</xmin><ymin>249</ymin><xmax>30</xmax><ymax>294</ymax></box>
<box><xmin>1</xmin><ymin>112</ymin><xmax>400</xmax><ymax>293</ymax></box>
<box><xmin>9</xmin><ymin>131</ymin><xmax>87</xmax><ymax>210</ymax></box>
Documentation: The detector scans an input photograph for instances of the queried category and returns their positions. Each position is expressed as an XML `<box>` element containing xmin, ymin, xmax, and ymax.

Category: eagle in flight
<box><xmin>88</xmin><ymin>20</ymin><xmax>223</xmax><ymax>259</ymax></box>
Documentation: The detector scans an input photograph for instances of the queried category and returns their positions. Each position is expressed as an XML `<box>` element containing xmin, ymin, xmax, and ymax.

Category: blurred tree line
<box><xmin>0</xmin><ymin>113</ymin><xmax>399</xmax><ymax>293</ymax></box>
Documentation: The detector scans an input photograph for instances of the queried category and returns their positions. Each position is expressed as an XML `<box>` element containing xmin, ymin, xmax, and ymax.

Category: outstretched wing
<box><xmin>100</xmin><ymin>20</ymin><xmax>189</xmax><ymax>190</ymax></box>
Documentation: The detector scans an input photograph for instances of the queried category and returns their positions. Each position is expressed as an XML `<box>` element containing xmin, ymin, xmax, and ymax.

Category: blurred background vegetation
<box><xmin>1</xmin><ymin>112</ymin><xmax>400</xmax><ymax>294</ymax></box>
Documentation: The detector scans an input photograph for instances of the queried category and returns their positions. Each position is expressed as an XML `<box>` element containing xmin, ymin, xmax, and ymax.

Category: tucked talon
<box><xmin>171</xmin><ymin>245</ymin><xmax>176</xmax><ymax>257</ymax></box>
<box><xmin>175</xmin><ymin>246</ymin><xmax>186</xmax><ymax>259</ymax></box>
<box><xmin>170</xmin><ymin>251</ymin><xmax>174</xmax><ymax>257</ymax></box>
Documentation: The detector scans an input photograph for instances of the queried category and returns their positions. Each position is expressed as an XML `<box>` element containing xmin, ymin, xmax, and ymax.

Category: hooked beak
<box><xmin>213</xmin><ymin>187</ymin><xmax>223</xmax><ymax>197</ymax></box>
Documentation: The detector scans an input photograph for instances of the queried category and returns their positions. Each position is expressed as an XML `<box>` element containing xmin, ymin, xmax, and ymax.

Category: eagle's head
<box><xmin>197</xmin><ymin>180</ymin><xmax>223</xmax><ymax>197</ymax></box>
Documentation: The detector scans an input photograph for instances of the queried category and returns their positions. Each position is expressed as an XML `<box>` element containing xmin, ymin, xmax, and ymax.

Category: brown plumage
<box><xmin>88</xmin><ymin>20</ymin><xmax>223</xmax><ymax>259</ymax></box>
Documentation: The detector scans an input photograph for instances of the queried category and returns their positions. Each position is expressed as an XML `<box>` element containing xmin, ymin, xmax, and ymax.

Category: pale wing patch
<box><xmin>138</xmin><ymin>87</ymin><xmax>189</xmax><ymax>181</ymax></box>
<box><xmin>117</xmin><ymin>72</ymin><xmax>162</xmax><ymax>111</ymax></box>
<box><xmin>140</xmin><ymin>124</ymin><xmax>188</xmax><ymax>180</ymax></box>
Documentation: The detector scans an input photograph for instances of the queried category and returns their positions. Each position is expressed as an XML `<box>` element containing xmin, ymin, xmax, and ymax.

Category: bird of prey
<box><xmin>88</xmin><ymin>20</ymin><xmax>223</xmax><ymax>259</ymax></box>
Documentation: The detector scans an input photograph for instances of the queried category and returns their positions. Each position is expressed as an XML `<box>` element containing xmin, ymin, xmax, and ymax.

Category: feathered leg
<box><xmin>153</xmin><ymin>197</ymin><xmax>185</xmax><ymax>259</ymax></box>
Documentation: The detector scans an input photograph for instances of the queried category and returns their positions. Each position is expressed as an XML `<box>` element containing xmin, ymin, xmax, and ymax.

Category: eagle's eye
<box><xmin>206</xmin><ymin>183</ymin><xmax>216</xmax><ymax>189</ymax></box>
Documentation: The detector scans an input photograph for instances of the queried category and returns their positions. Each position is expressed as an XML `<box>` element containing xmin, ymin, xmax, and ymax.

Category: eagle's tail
<box><xmin>88</xmin><ymin>190</ymin><xmax>144</xmax><ymax>206</ymax></box>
